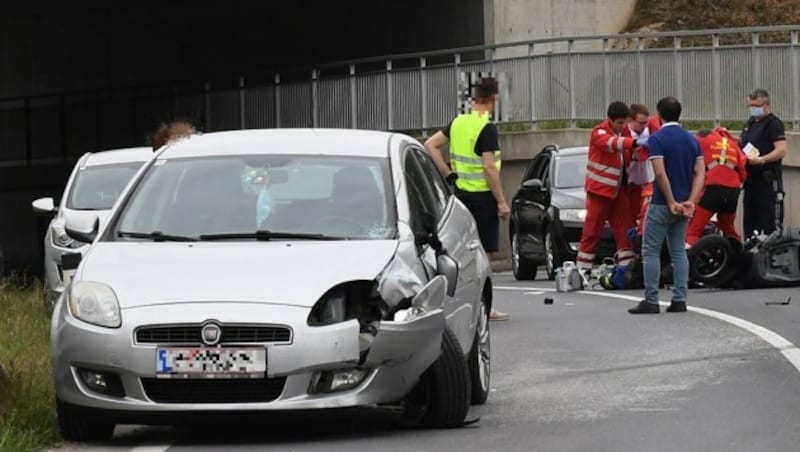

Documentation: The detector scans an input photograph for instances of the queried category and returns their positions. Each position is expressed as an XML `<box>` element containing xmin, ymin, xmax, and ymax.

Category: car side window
<box><xmin>403</xmin><ymin>149</ymin><xmax>442</xmax><ymax>233</ymax></box>
<box><xmin>410</xmin><ymin>147</ymin><xmax>450</xmax><ymax>212</ymax></box>
<box><xmin>525</xmin><ymin>154</ymin><xmax>548</xmax><ymax>182</ymax></box>
<box><xmin>540</xmin><ymin>156</ymin><xmax>552</xmax><ymax>187</ymax></box>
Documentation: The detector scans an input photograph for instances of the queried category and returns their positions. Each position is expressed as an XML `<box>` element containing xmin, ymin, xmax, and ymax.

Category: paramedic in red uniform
<box><xmin>622</xmin><ymin>104</ymin><xmax>660</xmax><ymax>237</ymax></box>
<box><xmin>685</xmin><ymin>127</ymin><xmax>748</xmax><ymax>247</ymax></box>
<box><xmin>577</xmin><ymin>101</ymin><xmax>647</xmax><ymax>273</ymax></box>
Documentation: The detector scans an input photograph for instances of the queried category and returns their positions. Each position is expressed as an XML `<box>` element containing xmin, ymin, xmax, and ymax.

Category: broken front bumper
<box><xmin>51</xmin><ymin>298</ymin><xmax>445</xmax><ymax>415</ymax></box>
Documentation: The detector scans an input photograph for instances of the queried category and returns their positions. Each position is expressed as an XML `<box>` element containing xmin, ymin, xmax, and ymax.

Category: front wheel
<box><xmin>468</xmin><ymin>292</ymin><xmax>490</xmax><ymax>405</ymax></box>
<box><xmin>688</xmin><ymin>234</ymin><xmax>736</xmax><ymax>287</ymax></box>
<box><xmin>400</xmin><ymin>328</ymin><xmax>470</xmax><ymax>428</ymax></box>
<box><xmin>57</xmin><ymin>400</ymin><xmax>115</xmax><ymax>442</ymax></box>
<box><xmin>545</xmin><ymin>229</ymin><xmax>563</xmax><ymax>281</ymax></box>
<box><xmin>512</xmin><ymin>229</ymin><xmax>537</xmax><ymax>280</ymax></box>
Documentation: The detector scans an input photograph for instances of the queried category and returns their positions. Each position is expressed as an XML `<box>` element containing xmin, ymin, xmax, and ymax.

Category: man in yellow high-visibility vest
<box><xmin>424</xmin><ymin>77</ymin><xmax>510</xmax><ymax>321</ymax></box>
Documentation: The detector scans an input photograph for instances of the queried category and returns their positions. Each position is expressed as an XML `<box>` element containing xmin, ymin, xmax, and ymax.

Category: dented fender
<box><xmin>363</xmin><ymin>308</ymin><xmax>445</xmax><ymax>373</ymax></box>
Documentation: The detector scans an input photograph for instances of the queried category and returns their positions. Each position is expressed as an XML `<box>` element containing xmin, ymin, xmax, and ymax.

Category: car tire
<box><xmin>400</xmin><ymin>327</ymin><xmax>470</xmax><ymax>429</ymax></box>
<box><xmin>467</xmin><ymin>292</ymin><xmax>490</xmax><ymax>405</ymax></box>
<box><xmin>57</xmin><ymin>399</ymin><xmax>115</xmax><ymax>442</ymax></box>
<box><xmin>545</xmin><ymin>228</ymin><xmax>562</xmax><ymax>281</ymax></box>
<box><xmin>688</xmin><ymin>234</ymin><xmax>736</xmax><ymax>287</ymax></box>
<box><xmin>511</xmin><ymin>229</ymin><xmax>537</xmax><ymax>280</ymax></box>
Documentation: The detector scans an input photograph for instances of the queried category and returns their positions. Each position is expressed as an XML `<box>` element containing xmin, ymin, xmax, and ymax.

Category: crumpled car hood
<box><xmin>78</xmin><ymin>240</ymin><xmax>399</xmax><ymax>308</ymax></box>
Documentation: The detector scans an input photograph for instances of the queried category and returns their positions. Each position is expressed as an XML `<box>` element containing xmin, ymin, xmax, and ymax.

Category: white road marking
<box><xmin>130</xmin><ymin>446</ymin><xmax>171</xmax><ymax>452</ymax></box>
<box><xmin>495</xmin><ymin>285</ymin><xmax>800</xmax><ymax>374</ymax></box>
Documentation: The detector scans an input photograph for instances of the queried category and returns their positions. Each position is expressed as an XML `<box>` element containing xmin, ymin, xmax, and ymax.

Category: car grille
<box><xmin>141</xmin><ymin>377</ymin><xmax>286</xmax><ymax>403</ymax></box>
<box><xmin>135</xmin><ymin>325</ymin><xmax>291</xmax><ymax>344</ymax></box>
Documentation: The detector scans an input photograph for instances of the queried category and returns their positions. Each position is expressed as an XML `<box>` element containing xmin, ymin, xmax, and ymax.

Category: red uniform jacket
<box><xmin>696</xmin><ymin>128</ymin><xmax>747</xmax><ymax>188</ymax></box>
<box><xmin>586</xmin><ymin>120</ymin><xmax>637</xmax><ymax>199</ymax></box>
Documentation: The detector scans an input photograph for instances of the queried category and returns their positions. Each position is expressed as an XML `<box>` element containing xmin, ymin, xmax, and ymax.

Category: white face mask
<box><xmin>749</xmin><ymin>106</ymin><xmax>766</xmax><ymax>118</ymax></box>
<box><xmin>256</xmin><ymin>188</ymin><xmax>273</xmax><ymax>227</ymax></box>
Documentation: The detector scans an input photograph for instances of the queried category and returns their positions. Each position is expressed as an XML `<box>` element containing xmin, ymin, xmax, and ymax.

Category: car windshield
<box><xmin>67</xmin><ymin>162</ymin><xmax>145</xmax><ymax>210</ymax></box>
<box><xmin>553</xmin><ymin>154</ymin><xmax>587</xmax><ymax>189</ymax></box>
<box><xmin>113</xmin><ymin>154</ymin><xmax>397</xmax><ymax>240</ymax></box>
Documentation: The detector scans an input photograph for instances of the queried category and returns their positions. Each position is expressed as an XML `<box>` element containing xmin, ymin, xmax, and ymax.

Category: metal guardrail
<box><xmin>2</xmin><ymin>25</ymin><xmax>800</xmax><ymax>167</ymax></box>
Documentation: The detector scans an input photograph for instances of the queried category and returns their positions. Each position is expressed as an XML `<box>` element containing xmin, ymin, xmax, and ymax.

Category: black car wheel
<box><xmin>468</xmin><ymin>291</ymin><xmax>490</xmax><ymax>405</ymax></box>
<box><xmin>545</xmin><ymin>229</ymin><xmax>562</xmax><ymax>281</ymax></box>
<box><xmin>688</xmin><ymin>234</ymin><xmax>736</xmax><ymax>287</ymax></box>
<box><xmin>511</xmin><ymin>229</ymin><xmax>537</xmax><ymax>280</ymax></box>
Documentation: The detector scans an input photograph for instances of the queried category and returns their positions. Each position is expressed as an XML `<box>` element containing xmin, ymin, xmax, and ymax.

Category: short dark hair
<box><xmin>749</xmin><ymin>88</ymin><xmax>770</xmax><ymax>104</ymax></box>
<box><xmin>656</xmin><ymin>96</ymin><xmax>682</xmax><ymax>122</ymax></box>
<box><xmin>696</xmin><ymin>129</ymin><xmax>711</xmax><ymax>137</ymax></box>
<box><xmin>629</xmin><ymin>103</ymin><xmax>649</xmax><ymax>118</ymax></box>
<box><xmin>607</xmin><ymin>101</ymin><xmax>630</xmax><ymax>121</ymax></box>
<box><xmin>473</xmin><ymin>77</ymin><xmax>498</xmax><ymax>100</ymax></box>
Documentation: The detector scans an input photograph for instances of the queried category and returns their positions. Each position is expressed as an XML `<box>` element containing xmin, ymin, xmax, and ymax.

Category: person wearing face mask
<box><xmin>622</xmin><ymin>103</ymin><xmax>659</xmax><ymax>240</ymax></box>
<box><xmin>739</xmin><ymin>88</ymin><xmax>787</xmax><ymax>236</ymax></box>
<box><xmin>576</xmin><ymin>101</ymin><xmax>645</xmax><ymax>276</ymax></box>
<box><xmin>255</xmin><ymin>169</ymin><xmax>274</xmax><ymax>228</ymax></box>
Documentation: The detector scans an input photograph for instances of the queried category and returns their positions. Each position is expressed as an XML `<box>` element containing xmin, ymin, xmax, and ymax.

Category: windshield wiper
<box><xmin>198</xmin><ymin>230</ymin><xmax>342</xmax><ymax>241</ymax></box>
<box><xmin>117</xmin><ymin>230</ymin><xmax>197</xmax><ymax>242</ymax></box>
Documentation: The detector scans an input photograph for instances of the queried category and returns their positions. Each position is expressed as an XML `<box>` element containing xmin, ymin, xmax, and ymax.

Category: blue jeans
<box><xmin>642</xmin><ymin>204</ymin><xmax>689</xmax><ymax>304</ymax></box>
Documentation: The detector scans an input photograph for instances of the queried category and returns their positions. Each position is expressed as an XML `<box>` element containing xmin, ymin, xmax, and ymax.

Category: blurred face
<box><xmin>629</xmin><ymin>113</ymin><xmax>649</xmax><ymax>134</ymax></box>
<box><xmin>609</xmin><ymin>117</ymin><xmax>628</xmax><ymax>134</ymax></box>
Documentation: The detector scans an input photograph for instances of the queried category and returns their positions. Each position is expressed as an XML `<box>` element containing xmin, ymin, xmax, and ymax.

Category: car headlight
<box><xmin>68</xmin><ymin>282</ymin><xmax>121</xmax><ymax>328</ymax></box>
<box><xmin>559</xmin><ymin>208</ymin><xmax>587</xmax><ymax>222</ymax></box>
<box><xmin>51</xmin><ymin>220</ymin><xmax>83</xmax><ymax>249</ymax></box>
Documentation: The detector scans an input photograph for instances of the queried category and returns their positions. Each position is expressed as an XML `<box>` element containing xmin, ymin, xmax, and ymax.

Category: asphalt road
<box><xmin>49</xmin><ymin>271</ymin><xmax>800</xmax><ymax>452</ymax></box>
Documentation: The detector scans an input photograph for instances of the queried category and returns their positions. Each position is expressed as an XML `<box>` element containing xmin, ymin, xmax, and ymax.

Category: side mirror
<box><xmin>32</xmin><ymin>197</ymin><xmax>57</xmax><ymax>215</ymax></box>
<box><xmin>65</xmin><ymin>215</ymin><xmax>99</xmax><ymax>244</ymax></box>
<box><xmin>522</xmin><ymin>178</ymin><xmax>544</xmax><ymax>190</ymax></box>
<box><xmin>436</xmin><ymin>253</ymin><xmax>459</xmax><ymax>297</ymax></box>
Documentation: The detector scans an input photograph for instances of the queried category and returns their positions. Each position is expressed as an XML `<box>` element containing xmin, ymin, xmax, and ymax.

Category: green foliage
<box><xmin>0</xmin><ymin>283</ymin><xmax>60</xmax><ymax>452</ymax></box>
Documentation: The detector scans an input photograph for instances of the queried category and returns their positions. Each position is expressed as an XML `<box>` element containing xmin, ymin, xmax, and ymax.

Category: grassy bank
<box><xmin>0</xmin><ymin>283</ymin><xmax>59</xmax><ymax>452</ymax></box>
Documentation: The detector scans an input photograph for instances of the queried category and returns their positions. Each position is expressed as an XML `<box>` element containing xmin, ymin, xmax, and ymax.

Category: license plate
<box><xmin>156</xmin><ymin>347</ymin><xmax>267</xmax><ymax>379</ymax></box>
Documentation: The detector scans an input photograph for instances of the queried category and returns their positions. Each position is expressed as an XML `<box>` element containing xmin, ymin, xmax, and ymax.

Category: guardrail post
<box><xmin>350</xmin><ymin>64</ymin><xmax>357</xmax><ymax>129</ymax></box>
<box><xmin>792</xmin><ymin>31</ymin><xmax>799</xmax><ymax>131</ymax></box>
<box><xmin>674</xmin><ymin>37</ymin><xmax>682</xmax><ymax>102</ymax></box>
<box><xmin>386</xmin><ymin>60</ymin><xmax>393</xmax><ymax>130</ymax></box>
<box><xmin>420</xmin><ymin>57</ymin><xmax>428</xmax><ymax>136</ymax></box>
<box><xmin>528</xmin><ymin>43</ymin><xmax>537</xmax><ymax>129</ymax></box>
<box><xmin>752</xmin><ymin>32</ymin><xmax>762</xmax><ymax>88</ymax></box>
<box><xmin>239</xmin><ymin>77</ymin><xmax>246</xmax><ymax>129</ymax></box>
<box><xmin>204</xmin><ymin>81</ymin><xmax>211</xmax><ymax>131</ymax></box>
<box><xmin>712</xmin><ymin>35</ymin><xmax>721</xmax><ymax>127</ymax></box>
<box><xmin>274</xmin><ymin>73</ymin><xmax>281</xmax><ymax>128</ymax></box>
<box><xmin>637</xmin><ymin>37</ymin><xmax>646</xmax><ymax>103</ymax></box>
<box><xmin>311</xmin><ymin>69</ymin><xmax>319</xmax><ymax>128</ymax></box>
<box><xmin>568</xmin><ymin>39</ymin><xmax>576</xmax><ymax>128</ymax></box>
<box><xmin>24</xmin><ymin>97</ymin><xmax>31</xmax><ymax>166</ymax></box>
<box><xmin>602</xmin><ymin>39</ymin><xmax>610</xmax><ymax>109</ymax></box>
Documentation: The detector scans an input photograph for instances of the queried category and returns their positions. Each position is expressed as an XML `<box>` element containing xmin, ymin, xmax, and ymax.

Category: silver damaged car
<box><xmin>52</xmin><ymin>129</ymin><xmax>493</xmax><ymax>441</ymax></box>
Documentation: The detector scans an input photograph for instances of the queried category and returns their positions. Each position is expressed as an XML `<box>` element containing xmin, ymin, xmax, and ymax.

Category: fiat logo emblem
<box><xmin>201</xmin><ymin>322</ymin><xmax>222</xmax><ymax>346</ymax></box>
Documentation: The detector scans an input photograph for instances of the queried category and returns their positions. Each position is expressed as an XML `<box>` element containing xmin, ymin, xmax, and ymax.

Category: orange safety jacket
<box><xmin>697</xmin><ymin>127</ymin><xmax>747</xmax><ymax>189</ymax></box>
<box><xmin>586</xmin><ymin>120</ymin><xmax>637</xmax><ymax>199</ymax></box>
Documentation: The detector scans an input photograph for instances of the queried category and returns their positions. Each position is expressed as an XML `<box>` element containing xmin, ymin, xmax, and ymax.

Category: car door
<box><xmin>402</xmin><ymin>146</ymin><xmax>476</xmax><ymax>345</ymax></box>
<box><xmin>514</xmin><ymin>151</ymin><xmax>551</xmax><ymax>260</ymax></box>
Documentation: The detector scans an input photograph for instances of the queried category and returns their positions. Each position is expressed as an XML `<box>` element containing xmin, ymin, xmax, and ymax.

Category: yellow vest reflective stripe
<box><xmin>449</xmin><ymin>112</ymin><xmax>501</xmax><ymax>192</ymax></box>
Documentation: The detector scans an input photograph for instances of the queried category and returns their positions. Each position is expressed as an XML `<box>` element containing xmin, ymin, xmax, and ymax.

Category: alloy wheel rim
<box><xmin>512</xmin><ymin>233</ymin><xmax>520</xmax><ymax>273</ymax></box>
<box><xmin>478</xmin><ymin>300</ymin><xmax>491</xmax><ymax>391</ymax></box>
<box><xmin>545</xmin><ymin>231</ymin><xmax>554</xmax><ymax>275</ymax></box>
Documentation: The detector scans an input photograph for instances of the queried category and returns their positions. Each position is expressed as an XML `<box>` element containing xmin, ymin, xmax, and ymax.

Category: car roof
<box><xmin>158</xmin><ymin>129</ymin><xmax>399</xmax><ymax>159</ymax></box>
<box><xmin>552</xmin><ymin>146</ymin><xmax>588</xmax><ymax>156</ymax></box>
<box><xmin>81</xmin><ymin>146</ymin><xmax>153</xmax><ymax>168</ymax></box>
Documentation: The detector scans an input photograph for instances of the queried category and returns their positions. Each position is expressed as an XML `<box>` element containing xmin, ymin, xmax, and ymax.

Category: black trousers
<box><xmin>743</xmin><ymin>169</ymin><xmax>783</xmax><ymax>236</ymax></box>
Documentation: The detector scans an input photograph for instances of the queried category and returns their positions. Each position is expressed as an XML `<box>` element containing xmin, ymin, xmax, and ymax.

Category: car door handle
<box><xmin>467</xmin><ymin>240</ymin><xmax>481</xmax><ymax>251</ymax></box>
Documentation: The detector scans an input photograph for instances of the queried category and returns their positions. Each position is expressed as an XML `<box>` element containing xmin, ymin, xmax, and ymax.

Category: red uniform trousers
<box><xmin>686</xmin><ymin>206</ymin><xmax>739</xmax><ymax>246</ymax></box>
<box><xmin>627</xmin><ymin>183</ymin><xmax>652</xmax><ymax>236</ymax></box>
<box><xmin>577</xmin><ymin>190</ymin><xmax>636</xmax><ymax>271</ymax></box>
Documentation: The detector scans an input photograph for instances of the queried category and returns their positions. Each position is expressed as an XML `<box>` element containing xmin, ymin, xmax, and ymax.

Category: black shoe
<box><xmin>666</xmin><ymin>301</ymin><xmax>687</xmax><ymax>313</ymax></box>
<box><xmin>628</xmin><ymin>300</ymin><xmax>660</xmax><ymax>314</ymax></box>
